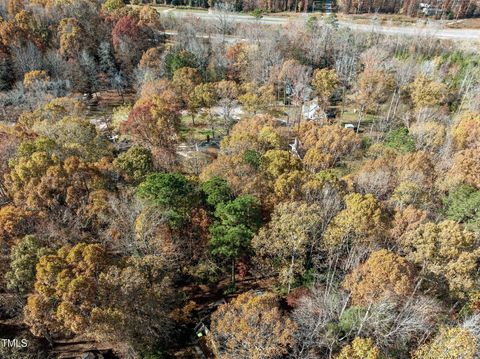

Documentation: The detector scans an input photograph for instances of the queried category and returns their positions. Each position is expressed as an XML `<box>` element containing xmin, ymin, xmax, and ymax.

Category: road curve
<box><xmin>158</xmin><ymin>8</ymin><xmax>480</xmax><ymax>41</ymax></box>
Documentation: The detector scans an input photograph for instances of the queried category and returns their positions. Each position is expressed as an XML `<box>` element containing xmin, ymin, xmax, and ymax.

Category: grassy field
<box><xmin>180</xmin><ymin>113</ymin><xmax>223</xmax><ymax>143</ymax></box>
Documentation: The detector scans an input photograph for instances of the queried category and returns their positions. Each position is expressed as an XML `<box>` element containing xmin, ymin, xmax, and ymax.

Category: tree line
<box><xmin>0</xmin><ymin>0</ymin><xmax>479</xmax><ymax>358</ymax></box>
<box><xmin>135</xmin><ymin>0</ymin><xmax>480</xmax><ymax>18</ymax></box>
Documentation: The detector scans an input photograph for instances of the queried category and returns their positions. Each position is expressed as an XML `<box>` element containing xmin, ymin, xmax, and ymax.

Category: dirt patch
<box><xmin>52</xmin><ymin>336</ymin><xmax>121</xmax><ymax>359</ymax></box>
<box><xmin>445</xmin><ymin>18</ymin><xmax>480</xmax><ymax>29</ymax></box>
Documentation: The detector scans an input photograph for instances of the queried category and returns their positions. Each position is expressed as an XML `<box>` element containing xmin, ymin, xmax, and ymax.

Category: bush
<box><xmin>385</xmin><ymin>127</ymin><xmax>416</xmax><ymax>153</ymax></box>
<box><xmin>102</xmin><ymin>0</ymin><xmax>125</xmax><ymax>12</ymax></box>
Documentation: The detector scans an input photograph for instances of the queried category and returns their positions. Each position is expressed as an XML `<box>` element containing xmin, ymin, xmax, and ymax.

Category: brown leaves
<box><xmin>121</xmin><ymin>92</ymin><xmax>181</xmax><ymax>167</ymax></box>
<box><xmin>343</xmin><ymin>249</ymin><xmax>416</xmax><ymax>306</ymax></box>
<box><xmin>299</xmin><ymin>123</ymin><xmax>361</xmax><ymax>171</ymax></box>
<box><xmin>210</xmin><ymin>291</ymin><xmax>295</xmax><ymax>359</ymax></box>
<box><xmin>0</xmin><ymin>205</ymin><xmax>34</xmax><ymax>243</ymax></box>
<box><xmin>449</xmin><ymin>149</ymin><xmax>480</xmax><ymax>189</ymax></box>
<box><xmin>351</xmin><ymin>66</ymin><xmax>395</xmax><ymax>114</ymax></box>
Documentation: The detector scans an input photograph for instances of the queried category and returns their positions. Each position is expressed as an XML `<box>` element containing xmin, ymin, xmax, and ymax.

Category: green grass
<box><xmin>180</xmin><ymin>114</ymin><xmax>225</xmax><ymax>142</ymax></box>
<box><xmin>340</xmin><ymin>111</ymin><xmax>377</xmax><ymax>124</ymax></box>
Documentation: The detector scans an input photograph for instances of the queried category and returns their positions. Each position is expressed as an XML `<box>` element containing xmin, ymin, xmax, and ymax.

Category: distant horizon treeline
<box><xmin>135</xmin><ymin>0</ymin><xmax>480</xmax><ymax>18</ymax></box>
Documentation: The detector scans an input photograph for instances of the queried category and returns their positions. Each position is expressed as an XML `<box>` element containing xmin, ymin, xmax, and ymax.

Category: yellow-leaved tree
<box><xmin>413</xmin><ymin>326</ymin><xmax>477</xmax><ymax>359</ymax></box>
<box><xmin>410</xmin><ymin>75</ymin><xmax>447</xmax><ymax>110</ymax></box>
<box><xmin>323</xmin><ymin>193</ymin><xmax>387</xmax><ymax>252</ymax></box>
<box><xmin>452</xmin><ymin>112</ymin><xmax>480</xmax><ymax>150</ymax></box>
<box><xmin>25</xmin><ymin>243</ymin><xmax>108</xmax><ymax>337</ymax></box>
<box><xmin>311</xmin><ymin>68</ymin><xmax>339</xmax><ymax>111</ymax></box>
<box><xmin>336</xmin><ymin>337</ymin><xmax>381</xmax><ymax>359</ymax></box>
<box><xmin>252</xmin><ymin>201</ymin><xmax>324</xmax><ymax>292</ymax></box>
<box><xmin>401</xmin><ymin>220</ymin><xmax>480</xmax><ymax>297</ymax></box>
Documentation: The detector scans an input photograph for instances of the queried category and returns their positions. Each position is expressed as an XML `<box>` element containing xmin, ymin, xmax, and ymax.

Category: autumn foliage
<box><xmin>0</xmin><ymin>2</ymin><xmax>479</xmax><ymax>358</ymax></box>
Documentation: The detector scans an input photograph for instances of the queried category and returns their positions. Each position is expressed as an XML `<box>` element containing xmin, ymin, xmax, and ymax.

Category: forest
<box><xmin>0</xmin><ymin>0</ymin><xmax>480</xmax><ymax>358</ymax></box>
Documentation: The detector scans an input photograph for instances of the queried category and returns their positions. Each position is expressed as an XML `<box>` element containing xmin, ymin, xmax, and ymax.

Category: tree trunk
<box><xmin>231</xmin><ymin>258</ymin><xmax>236</xmax><ymax>287</ymax></box>
<box><xmin>287</xmin><ymin>253</ymin><xmax>295</xmax><ymax>294</ymax></box>
<box><xmin>356</xmin><ymin>109</ymin><xmax>364</xmax><ymax>134</ymax></box>
<box><xmin>341</xmin><ymin>86</ymin><xmax>347</xmax><ymax>119</ymax></box>
<box><xmin>357</xmin><ymin>303</ymin><xmax>372</xmax><ymax>336</ymax></box>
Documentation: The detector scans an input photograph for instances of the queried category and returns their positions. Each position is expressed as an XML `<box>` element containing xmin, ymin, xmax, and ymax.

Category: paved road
<box><xmin>158</xmin><ymin>7</ymin><xmax>480</xmax><ymax>41</ymax></box>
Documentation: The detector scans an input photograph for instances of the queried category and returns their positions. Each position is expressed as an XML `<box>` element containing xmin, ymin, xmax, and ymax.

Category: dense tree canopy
<box><xmin>0</xmin><ymin>2</ymin><xmax>480</xmax><ymax>358</ymax></box>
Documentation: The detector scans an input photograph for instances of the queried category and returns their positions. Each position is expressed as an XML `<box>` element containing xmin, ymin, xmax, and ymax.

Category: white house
<box><xmin>302</xmin><ymin>99</ymin><xmax>321</xmax><ymax>120</ymax></box>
